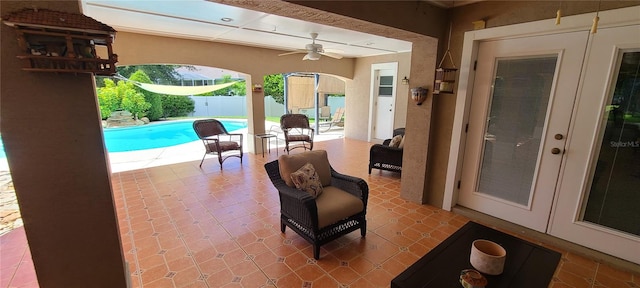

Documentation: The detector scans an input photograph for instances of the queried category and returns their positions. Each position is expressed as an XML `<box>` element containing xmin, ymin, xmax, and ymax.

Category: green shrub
<box><xmin>145</xmin><ymin>93</ymin><xmax>164</xmax><ymax>121</ymax></box>
<box><xmin>130</xmin><ymin>70</ymin><xmax>164</xmax><ymax>121</ymax></box>
<box><xmin>162</xmin><ymin>95</ymin><xmax>195</xmax><ymax>117</ymax></box>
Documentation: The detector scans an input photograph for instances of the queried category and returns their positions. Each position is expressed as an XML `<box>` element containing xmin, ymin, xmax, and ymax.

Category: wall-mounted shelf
<box><xmin>3</xmin><ymin>8</ymin><xmax>117</xmax><ymax>76</ymax></box>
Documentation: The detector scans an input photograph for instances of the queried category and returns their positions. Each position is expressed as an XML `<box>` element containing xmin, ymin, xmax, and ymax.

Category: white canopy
<box><xmin>133</xmin><ymin>81</ymin><xmax>237</xmax><ymax>96</ymax></box>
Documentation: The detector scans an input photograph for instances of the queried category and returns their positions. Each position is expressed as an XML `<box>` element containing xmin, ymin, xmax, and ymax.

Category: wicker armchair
<box><xmin>193</xmin><ymin>119</ymin><xmax>243</xmax><ymax>168</ymax></box>
<box><xmin>264</xmin><ymin>150</ymin><xmax>368</xmax><ymax>259</ymax></box>
<box><xmin>280</xmin><ymin>114</ymin><xmax>314</xmax><ymax>154</ymax></box>
<box><xmin>368</xmin><ymin>128</ymin><xmax>405</xmax><ymax>174</ymax></box>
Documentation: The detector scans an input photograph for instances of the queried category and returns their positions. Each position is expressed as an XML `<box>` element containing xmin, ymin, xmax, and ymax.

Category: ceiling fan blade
<box><xmin>303</xmin><ymin>51</ymin><xmax>321</xmax><ymax>61</ymax></box>
<box><xmin>278</xmin><ymin>50</ymin><xmax>306</xmax><ymax>56</ymax></box>
<box><xmin>320</xmin><ymin>51</ymin><xmax>343</xmax><ymax>59</ymax></box>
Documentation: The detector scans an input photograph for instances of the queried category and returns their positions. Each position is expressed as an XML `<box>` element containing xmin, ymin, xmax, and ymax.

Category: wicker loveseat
<box><xmin>264</xmin><ymin>150</ymin><xmax>368</xmax><ymax>259</ymax></box>
<box><xmin>368</xmin><ymin>128</ymin><xmax>405</xmax><ymax>174</ymax></box>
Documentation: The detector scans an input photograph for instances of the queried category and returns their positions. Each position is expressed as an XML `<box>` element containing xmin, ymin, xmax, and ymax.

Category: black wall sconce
<box><xmin>402</xmin><ymin>76</ymin><xmax>409</xmax><ymax>85</ymax></box>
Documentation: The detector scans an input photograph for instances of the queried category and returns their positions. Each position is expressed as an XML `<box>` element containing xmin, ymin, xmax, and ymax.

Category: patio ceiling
<box><xmin>80</xmin><ymin>0</ymin><xmax>415</xmax><ymax>59</ymax></box>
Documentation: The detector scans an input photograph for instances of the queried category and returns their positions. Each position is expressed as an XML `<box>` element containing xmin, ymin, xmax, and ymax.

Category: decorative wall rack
<box><xmin>3</xmin><ymin>8</ymin><xmax>118</xmax><ymax>76</ymax></box>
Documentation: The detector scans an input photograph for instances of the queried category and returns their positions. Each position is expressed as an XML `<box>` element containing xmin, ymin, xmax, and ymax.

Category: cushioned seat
<box><xmin>265</xmin><ymin>150</ymin><xmax>368</xmax><ymax>259</ymax></box>
<box><xmin>369</xmin><ymin>128</ymin><xmax>405</xmax><ymax>174</ymax></box>
<box><xmin>204</xmin><ymin>141</ymin><xmax>240</xmax><ymax>151</ymax></box>
<box><xmin>193</xmin><ymin>119</ymin><xmax>243</xmax><ymax>168</ymax></box>
<box><xmin>316</xmin><ymin>186</ymin><xmax>364</xmax><ymax>228</ymax></box>
<box><xmin>280</xmin><ymin>114</ymin><xmax>314</xmax><ymax>154</ymax></box>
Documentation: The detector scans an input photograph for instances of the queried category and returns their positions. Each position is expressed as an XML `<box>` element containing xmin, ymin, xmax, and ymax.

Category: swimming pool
<box><xmin>0</xmin><ymin>119</ymin><xmax>247</xmax><ymax>156</ymax></box>
<box><xmin>103</xmin><ymin>119</ymin><xmax>246</xmax><ymax>152</ymax></box>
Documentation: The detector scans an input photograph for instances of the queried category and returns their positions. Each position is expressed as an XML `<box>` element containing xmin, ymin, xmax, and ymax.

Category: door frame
<box><xmin>368</xmin><ymin>62</ymin><xmax>398</xmax><ymax>142</ymax></box>
<box><xmin>444</xmin><ymin>6</ymin><xmax>640</xmax><ymax>211</ymax></box>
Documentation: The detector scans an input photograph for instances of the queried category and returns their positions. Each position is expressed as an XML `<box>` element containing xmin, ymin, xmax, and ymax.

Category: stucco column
<box><xmin>0</xmin><ymin>1</ymin><xmax>127</xmax><ymax>287</ymax></box>
<box><xmin>400</xmin><ymin>39</ymin><xmax>439</xmax><ymax>205</ymax></box>
<box><xmin>246</xmin><ymin>75</ymin><xmax>267</xmax><ymax>155</ymax></box>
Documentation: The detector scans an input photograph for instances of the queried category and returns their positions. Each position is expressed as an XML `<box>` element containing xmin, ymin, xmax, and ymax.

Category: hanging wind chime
<box><xmin>433</xmin><ymin>23</ymin><xmax>458</xmax><ymax>95</ymax></box>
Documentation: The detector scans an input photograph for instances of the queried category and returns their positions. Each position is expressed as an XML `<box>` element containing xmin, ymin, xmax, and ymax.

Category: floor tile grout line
<box><xmin>591</xmin><ymin>262</ymin><xmax>600</xmax><ymax>288</ymax></box>
<box><xmin>113</xmin><ymin>172</ymin><xmax>143</xmax><ymax>287</ymax></box>
<box><xmin>198</xmin><ymin>186</ymin><xmax>276</xmax><ymax>288</ymax></box>
<box><xmin>146</xmin><ymin>168</ymin><xmax>211</xmax><ymax>288</ymax></box>
<box><xmin>5</xmin><ymin>243</ymin><xmax>27</xmax><ymax>288</ymax></box>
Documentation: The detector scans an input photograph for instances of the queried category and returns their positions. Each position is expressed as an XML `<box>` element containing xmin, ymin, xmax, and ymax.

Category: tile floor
<box><xmin>1</xmin><ymin>138</ymin><xmax>640</xmax><ymax>287</ymax></box>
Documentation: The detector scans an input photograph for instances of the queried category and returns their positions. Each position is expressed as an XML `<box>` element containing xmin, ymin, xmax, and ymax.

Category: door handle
<box><xmin>551</xmin><ymin>148</ymin><xmax>562</xmax><ymax>154</ymax></box>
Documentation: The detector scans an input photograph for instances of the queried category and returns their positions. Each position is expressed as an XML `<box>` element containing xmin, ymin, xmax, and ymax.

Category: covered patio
<box><xmin>2</xmin><ymin>137</ymin><xmax>636</xmax><ymax>287</ymax></box>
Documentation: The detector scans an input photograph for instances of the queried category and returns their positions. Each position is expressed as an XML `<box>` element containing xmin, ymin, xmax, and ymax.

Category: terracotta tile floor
<box><xmin>2</xmin><ymin>138</ymin><xmax>639</xmax><ymax>287</ymax></box>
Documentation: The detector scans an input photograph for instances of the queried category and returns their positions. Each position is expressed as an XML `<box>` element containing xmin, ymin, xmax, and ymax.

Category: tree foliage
<box><xmin>97</xmin><ymin>78</ymin><xmax>150</xmax><ymax>119</ymax></box>
<box><xmin>197</xmin><ymin>75</ymin><xmax>246</xmax><ymax>96</ymax></box>
<box><xmin>117</xmin><ymin>64</ymin><xmax>194</xmax><ymax>84</ymax></box>
<box><xmin>162</xmin><ymin>96</ymin><xmax>195</xmax><ymax>117</ymax></box>
<box><xmin>121</xmin><ymin>90</ymin><xmax>151</xmax><ymax>120</ymax></box>
<box><xmin>129</xmin><ymin>70</ymin><xmax>164</xmax><ymax>121</ymax></box>
<box><xmin>264</xmin><ymin>74</ymin><xmax>284</xmax><ymax>104</ymax></box>
<box><xmin>97</xmin><ymin>79</ymin><xmax>122</xmax><ymax>119</ymax></box>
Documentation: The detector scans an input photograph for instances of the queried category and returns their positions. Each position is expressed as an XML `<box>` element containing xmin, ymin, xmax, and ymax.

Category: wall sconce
<box><xmin>252</xmin><ymin>84</ymin><xmax>263</xmax><ymax>92</ymax></box>
<box><xmin>411</xmin><ymin>87</ymin><xmax>428</xmax><ymax>105</ymax></box>
<box><xmin>402</xmin><ymin>76</ymin><xmax>409</xmax><ymax>85</ymax></box>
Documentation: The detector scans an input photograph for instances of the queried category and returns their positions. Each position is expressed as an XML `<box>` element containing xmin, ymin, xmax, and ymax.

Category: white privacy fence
<box><xmin>188</xmin><ymin>96</ymin><xmax>344</xmax><ymax>118</ymax></box>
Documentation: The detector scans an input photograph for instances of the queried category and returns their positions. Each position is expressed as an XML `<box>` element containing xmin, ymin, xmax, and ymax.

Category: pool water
<box><xmin>103</xmin><ymin>119</ymin><xmax>246</xmax><ymax>152</ymax></box>
<box><xmin>0</xmin><ymin>119</ymin><xmax>247</xmax><ymax>156</ymax></box>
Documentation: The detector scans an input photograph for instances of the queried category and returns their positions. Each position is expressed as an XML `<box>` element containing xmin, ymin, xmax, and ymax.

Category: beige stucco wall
<box><xmin>347</xmin><ymin>53</ymin><xmax>412</xmax><ymax>141</ymax></box>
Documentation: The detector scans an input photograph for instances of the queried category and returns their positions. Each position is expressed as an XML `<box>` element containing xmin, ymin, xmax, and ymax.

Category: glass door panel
<box><xmin>478</xmin><ymin>56</ymin><xmax>558</xmax><ymax>206</ymax></box>
<box><xmin>582</xmin><ymin>51</ymin><xmax>640</xmax><ymax>236</ymax></box>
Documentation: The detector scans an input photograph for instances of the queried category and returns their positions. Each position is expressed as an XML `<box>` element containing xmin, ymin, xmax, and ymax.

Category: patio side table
<box><xmin>255</xmin><ymin>133</ymin><xmax>278</xmax><ymax>157</ymax></box>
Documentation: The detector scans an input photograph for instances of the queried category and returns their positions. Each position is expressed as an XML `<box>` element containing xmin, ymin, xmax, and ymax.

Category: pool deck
<box><xmin>109</xmin><ymin>124</ymin><xmax>344</xmax><ymax>172</ymax></box>
<box><xmin>0</xmin><ymin>121</ymin><xmax>344</xmax><ymax>173</ymax></box>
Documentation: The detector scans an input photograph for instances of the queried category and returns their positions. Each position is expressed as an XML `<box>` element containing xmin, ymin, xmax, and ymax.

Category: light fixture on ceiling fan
<box><xmin>278</xmin><ymin>32</ymin><xmax>343</xmax><ymax>61</ymax></box>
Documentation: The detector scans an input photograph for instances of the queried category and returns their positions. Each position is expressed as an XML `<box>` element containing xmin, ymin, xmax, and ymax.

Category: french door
<box><xmin>458</xmin><ymin>31</ymin><xmax>589</xmax><ymax>232</ymax></box>
<box><xmin>549</xmin><ymin>25</ymin><xmax>640</xmax><ymax>264</ymax></box>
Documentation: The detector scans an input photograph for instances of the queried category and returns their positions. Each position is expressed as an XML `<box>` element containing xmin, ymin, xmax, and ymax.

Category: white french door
<box><xmin>549</xmin><ymin>25</ymin><xmax>640</xmax><ymax>264</ymax></box>
<box><xmin>458</xmin><ymin>31</ymin><xmax>589</xmax><ymax>232</ymax></box>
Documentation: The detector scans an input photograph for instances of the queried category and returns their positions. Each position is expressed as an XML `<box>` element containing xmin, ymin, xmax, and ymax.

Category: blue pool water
<box><xmin>0</xmin><ymin>119</ymin><xmax>247</xmax><ymax>156</ymax></box>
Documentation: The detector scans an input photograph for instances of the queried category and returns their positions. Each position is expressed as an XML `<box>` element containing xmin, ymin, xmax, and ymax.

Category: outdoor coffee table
<box><xmin>391</xmin><ymin>221</ymin><xmax>561</xmax><ymax>288</ymax></box>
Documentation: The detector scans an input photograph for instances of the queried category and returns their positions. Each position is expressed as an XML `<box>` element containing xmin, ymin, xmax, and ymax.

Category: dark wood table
<box><xmin>391</xmin><ymin>221</ymin><xmax>561</xmax><ymax>288</ymax></box>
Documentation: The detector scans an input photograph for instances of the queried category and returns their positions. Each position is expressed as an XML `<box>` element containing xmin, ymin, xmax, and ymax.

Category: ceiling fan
<box><xmin>278</xmin><ymin>33</ymin><xmax>343</xmax><ymax>60</ymax></box>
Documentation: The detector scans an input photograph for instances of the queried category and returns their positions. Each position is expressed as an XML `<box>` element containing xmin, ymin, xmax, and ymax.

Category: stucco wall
<box><xmin>347</xmin><ymin>53</ymin><xmax>411</xmax><ymax>141</ymax></box>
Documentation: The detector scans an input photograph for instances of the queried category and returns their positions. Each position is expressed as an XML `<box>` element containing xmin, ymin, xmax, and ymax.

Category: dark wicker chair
<box><xmin>192</xmin><ymin>119</ymin><xmax>243</xmax><ymax>168</ymax></box>
<box><xmin>280</xmin><ymin>114</ymin><xmax>314</xmax><ymax>154</ymax></box>
<box><xmin>368</xmin><ymin>128</ymin><xmax>405</xmax><ymax>174</ymax></box>
<box><xmin>264</xmin><ymin>150</ymin><xmax>368</xmax><ymax>259</ymax></box>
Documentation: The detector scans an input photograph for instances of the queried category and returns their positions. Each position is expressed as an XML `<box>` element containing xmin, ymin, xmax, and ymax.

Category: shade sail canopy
<box><xmin>133</xmin><ymin>81</ymin><xmax>237</xmax><ymax>95</ymax></box>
